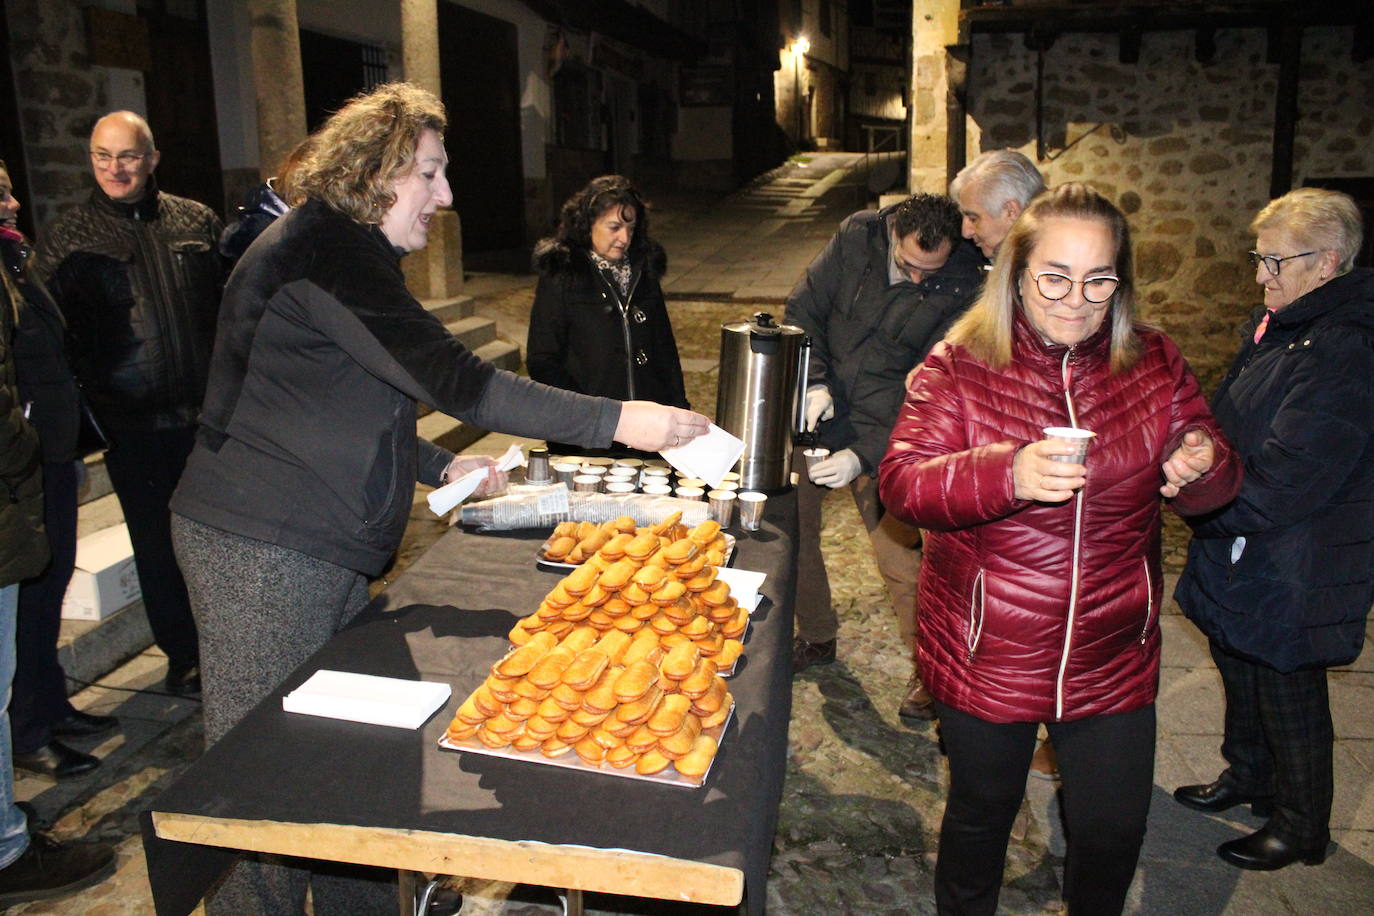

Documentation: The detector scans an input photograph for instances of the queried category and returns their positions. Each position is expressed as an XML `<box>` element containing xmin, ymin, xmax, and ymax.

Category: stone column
<box><xmin>247</xmin><ymin>0</ymin><xmax>308</xmax><ymax>179</ymax></box>
<box><xmin>908</xmin><ymin>0</ymin><xmax>961</xmax><ymax>193</ymax></box>
<box><xmin>399</xmin><ymin>0</ymin><xmax>463</xmax><ymax>299</ymax></box>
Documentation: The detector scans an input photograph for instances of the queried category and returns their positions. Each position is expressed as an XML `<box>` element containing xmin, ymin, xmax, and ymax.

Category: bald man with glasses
<box><xmin>33</xmin><ymin>111</ymin><xmax>223</xmax><ymax>701</ymax></box>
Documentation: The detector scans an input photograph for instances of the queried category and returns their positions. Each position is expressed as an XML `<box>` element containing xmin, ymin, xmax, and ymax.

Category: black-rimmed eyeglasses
<box><xmin>1248</xmin><ymin>250</ymin><xmax>1315</xmax><ymax>276</ymax></box>
<box><xmin>89</xmin><ymin>151</ymin><xmax>149</xmax><ymax>167</ymax></box>
<box><xmin>1026</xmin><ymin>269</ymin><xmax>1120</xmax><ymax>304</ymax></box>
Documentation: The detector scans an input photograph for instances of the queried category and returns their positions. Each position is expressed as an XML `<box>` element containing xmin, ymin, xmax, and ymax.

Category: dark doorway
<box><xmin>438</xmin><ymin>3</ymin><xmax>525</xmax><ymax>252</ymax></box>
<box><xmin>143</xmin><ymin>4</ymin><xmax>223</xmax><ymax>213</ymax></box>
<box><xmin>300</xmin><ymin>28</ymin><xmax>388</xmax><ymax>134</ymax></box>
<box><xmin>0</xmin><ymin>1</ymin><xmax>34</xmax><ymax>237</ymax></box>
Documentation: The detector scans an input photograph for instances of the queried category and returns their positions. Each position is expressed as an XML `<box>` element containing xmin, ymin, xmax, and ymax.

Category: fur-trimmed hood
<box><xmin>532</xmin><ymin>237</ymin><xmax>667</xmax><ymax>282</ymax></box>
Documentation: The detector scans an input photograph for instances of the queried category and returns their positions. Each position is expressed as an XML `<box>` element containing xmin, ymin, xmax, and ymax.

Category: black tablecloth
<box><xmin>141</xmin><ymin>491</ymin><xmax>797</xmax><ymax>916</ymax></box>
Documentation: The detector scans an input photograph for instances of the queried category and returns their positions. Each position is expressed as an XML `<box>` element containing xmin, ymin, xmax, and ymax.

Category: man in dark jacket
<box><xmin>784</xmin><ymin>193</ymin><xmax>982</xmax><ymax>720</ymax></box>
<box><xmin>33</xmin><ymin>111</ymin><xmax>223</xmax><ymax>696</ymax></box>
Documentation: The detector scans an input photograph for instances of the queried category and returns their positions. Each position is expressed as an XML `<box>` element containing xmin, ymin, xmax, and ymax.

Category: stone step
<box><xmin>416</xmin><ymin>338</ymin><xmax>522</xmax><ymax>420</ymax></box>
<box><xmin>445</xmin><ymin>314</ymin><xmax>497</xmax><ymax>351</ymax></box>
<box><xmin>59</xmin><ymin>599</ymin><xmax>154</xmax><ymax>697</ymax></box>
<box><xmin>423</xmin><ymin>294</ymin><xmax>474</xmax><ymax>325</ymax></box>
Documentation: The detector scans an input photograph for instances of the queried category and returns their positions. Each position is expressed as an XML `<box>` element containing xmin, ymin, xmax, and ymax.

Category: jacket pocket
<box><xmin>1138</xmin><ymin>558</ymin><xmax>1155</xmax><ymax>645</ymax></box>
<box><xmin>965</xmin><ymin>569</ymin><xmax>986</xmax><ymax>663</ymax></box>
<box><xmin>359</xmin><ymin>405</ymin><xmax>406</xmax><ymax>534</ymax></box>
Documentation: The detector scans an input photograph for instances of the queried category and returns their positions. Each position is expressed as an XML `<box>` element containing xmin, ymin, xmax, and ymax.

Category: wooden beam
<box><xmin>1269</xmin><ymin>22</ymin><xmax>1301</xmax><ymax>200</ymax></box>
<box><xmin>152</xmin><ymin>813</ymin><xmax>745</xmax><ymax>907</ymax></box>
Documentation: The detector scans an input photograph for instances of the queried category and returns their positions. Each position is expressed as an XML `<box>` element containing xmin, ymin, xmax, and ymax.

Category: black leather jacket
<box><xmin>0</xmin><ymin>272</ymin><xmax>47</xmax><ymax>585</ymax></box>
<box><xmin>7</xmin><ymin>234</ymin><xmax>80</xmax><ymax>462</ymax></box>
<box><xmin>33</xmin><ymin>182</ymin><xmax>224</xmax><ymax>432</ymax></box>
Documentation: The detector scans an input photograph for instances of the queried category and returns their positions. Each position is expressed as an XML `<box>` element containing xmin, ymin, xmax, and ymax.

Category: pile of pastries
<box><xmin>445</xmin><ymin>514</ymin><xmax>742</xmax><ymax>781</ymax></box>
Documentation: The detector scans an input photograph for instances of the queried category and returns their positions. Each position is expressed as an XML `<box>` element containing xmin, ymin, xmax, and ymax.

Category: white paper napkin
<box><xmin>715</xmin><ymin>566</ymin><xmax>767</xmax><ymax>613</ymax></box>
<box><xmin>283</xmin><ymin>669</ymin><xmax>452</xmax><ymax>729</ymax></box>
<box><xmin>427</xmin><ymin>443</ymin><xmax>528</xmax><ymax>516</ymax></box>
<box><xmin>660</xmin><ymin>423</ymin><xmax>744</xmax><ymax>489</ymax></box>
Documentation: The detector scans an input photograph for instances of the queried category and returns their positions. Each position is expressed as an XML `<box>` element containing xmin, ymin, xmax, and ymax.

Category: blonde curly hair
<box><xmin>279</xmin><ymin>82</ymin><xmax>446</xmax><ymax>225</ymax></box>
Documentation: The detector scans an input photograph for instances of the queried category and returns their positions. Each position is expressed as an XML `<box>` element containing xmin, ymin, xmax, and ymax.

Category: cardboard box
<box><xmin>61</xmin><ymin>524</ymin><xmax>142</xmax><ymax>621</ymax></box>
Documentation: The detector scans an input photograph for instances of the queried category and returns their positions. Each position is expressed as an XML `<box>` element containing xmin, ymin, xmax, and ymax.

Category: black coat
<box><xmin>1175</xmin><ymin>268</ymin><xmax>1374</xmax><ymax>671</ymax></box>
<box><xmin>33</xmin><ymin>182</ymin><xmax>224</xmax><ymax>433</ymax></box>
<box><xmin>8</xmin><ymin>237</ymin><xmax>80</xmax><ymax>462</ymax></box>
<box><xmin>784</xmin><ymin>205</ymin><xmax>984</xmax><ymax>472</ymax></box>
<box><xmin>172</xmin><ymin>200</ymin><xmax>622</xmax><ymax>575</ymax></box>
<box><xmin>0</xmin><ymin>274</ymin><xmax>47</xmax><ymax>586</ymax></box>
<box><xmin>527</xmin><ymin>240</ymin><xmax>688</xmax><ymax>411</ymax></box>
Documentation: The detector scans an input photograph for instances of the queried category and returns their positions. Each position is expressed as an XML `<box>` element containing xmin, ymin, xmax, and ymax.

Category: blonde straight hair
<box><xmin>946</xmin><ymin>182</ymin><xmax>1142</xmax><ymax>374</ymax></box>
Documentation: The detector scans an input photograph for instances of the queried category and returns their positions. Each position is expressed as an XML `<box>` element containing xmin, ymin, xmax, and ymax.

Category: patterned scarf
<box><xmin>589</xmin><ymin>250</ymin><xmax>632</xmax><ymax>299</ymax></box>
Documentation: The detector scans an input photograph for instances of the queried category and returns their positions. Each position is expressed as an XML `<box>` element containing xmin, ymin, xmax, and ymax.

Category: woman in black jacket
<box><xmin>1174</xmin><ymin>188</ymin><xmax>1374</xmax><ymax>871</ymax></box>
<box><xmin>3</xmin><ymin>161</ymin><xmax>118</xmax><ymax>783</ymax></box>
<box><xmin>527</xmin><ymin>175</ymin><xmax>688</xmax><ymax>454</ymax></box>
<box><xmin>169</xmin><ymin>85</ymin><xmax>705</xmax><ymax>915</ymax></box>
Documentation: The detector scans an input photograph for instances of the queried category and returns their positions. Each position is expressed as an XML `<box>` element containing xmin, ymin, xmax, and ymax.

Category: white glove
<box><xmin>804</xmin><ymin>385</ymin><xmax>835</xmax><ymax>432</ymax></box>
<box><xmin>808</xmin><ymin>448</ymin><xmax>863</xmax><ymax>488</ymax></box>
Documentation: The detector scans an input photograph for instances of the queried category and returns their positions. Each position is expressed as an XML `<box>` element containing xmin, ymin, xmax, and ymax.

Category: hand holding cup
<box><xmin>1013</xmin><ymin>433</ymin><xmax>1089</xmax><ymax>503</ymax></box>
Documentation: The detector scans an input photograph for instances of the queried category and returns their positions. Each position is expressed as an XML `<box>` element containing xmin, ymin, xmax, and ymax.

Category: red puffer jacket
<box><xmin>878</xmin><ymin>314</ymin><xmax>1241</xmax><ymax>723</ymax></box>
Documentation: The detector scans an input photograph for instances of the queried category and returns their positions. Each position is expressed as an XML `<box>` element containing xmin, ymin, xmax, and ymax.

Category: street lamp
<box><xmin>791</xmin><ymin>36</ymin><xmax>810</xmax><ymax>144</ymax></box>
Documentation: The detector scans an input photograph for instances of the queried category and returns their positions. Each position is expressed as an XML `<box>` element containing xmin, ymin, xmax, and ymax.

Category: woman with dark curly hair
<box><xmin>527</xmin><ymin>175</ymin><xmax>688</xmax><ymax>453</ymax></box>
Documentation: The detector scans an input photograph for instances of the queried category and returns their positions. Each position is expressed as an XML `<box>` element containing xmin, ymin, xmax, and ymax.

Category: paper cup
<box><xmin>605</xmin><ymin>481</ymin><xmax>637</xmax><ymax>495</ymax></box>
<box><xmin>803</xmin><ymin>447</ymin><xmax>831</xmax><ymax>475</ymax></box>
<box><xmin>1042</xmin><ymin>427</ymin><xmax>1096</xmax><ymax>464</ymax></box>
<box><xmin>584</xmin><ymin>457</ymin><xmax>616</xmax><ymax>468</ymax></box>
<box><xmin>677</xmin><ymin>477</ymin><xmax>707</xmax><ymax>490</ymax></box>
<box><xmin>737</xmin><ymin>491</ymin><xmax>767</xmax><ymax>531</ymax></box>
<box><xmin>714</xmin><ymin>481</ymin><xmax>740</xmax><ymax>492</ymax></box>
<box><xmin>675</xmin><ymin>486</ymin><xmax>705</xmax><ymax>502</ymax></box>
<box><xmin>613</xmin><ymin>458</ymin><xmax>643</xmax><ymax>470</ymax></box>
<box><xmin>707</xmin><ymin>489</ymin><xmax>736</xmax><ymax>527</ymax></box>
<box><xmin>573</xmin><ymin>474</ymin><xmax>602</xmax><ymax>493</ymax></box>
<box><xmin>719</xmin><ymin>471</ymin><xmax>741</xmax><ymax>484</ymax></box>
<box><xmin>552</xmin><ymin>462</ymin><xmax>580</xmax><ymax>487</ymax></box>
<box><xmin>642</xmin><ymin>483</ymin><xmax>673</xmax><ymax>496</ymax></box>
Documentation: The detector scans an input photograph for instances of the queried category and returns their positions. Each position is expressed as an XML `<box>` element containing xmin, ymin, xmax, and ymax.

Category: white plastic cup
<box><xmin>578</xmin><ymin>465</ymin><xmax>607</xmax><ymax>478</ymax></box>
<box><xmin>737</xmin><ymin>491</ymin><xmax>767</xmax><ymax>531</ymax></box>
<box><xmin>677</xmin><ymin>477</ymin><xmax>707</xmax><ymax>491</ymax></box>
<box><xmin>642</xmin><ymin>483</ymin><xmax>673</xmax><ymax>496</ymax></box>
<box><xmin>605</xmin><ymin>481</ymin><xmax>636</xmax><ymax>495</ymax></box>
<box><xmin>1042</xmin><ymin>427</ymin><xmax>1096</xmax><ymax>465</ymax></box>
<box><xmin>707</xmin><ymin>489</ymin><xmax>736</xmax><ymax>527</ymax></box>
<box><xmin>675</xmin><ymin>486</ymin><xmax>705</xmax><ymax>501</ymax></box>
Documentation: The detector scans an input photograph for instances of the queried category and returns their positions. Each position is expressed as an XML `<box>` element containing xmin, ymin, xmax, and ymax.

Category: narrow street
<box><xmin>15</xmin><ymin>155</ymin><xmax>1373</xmax><ymax>914</ymax></box>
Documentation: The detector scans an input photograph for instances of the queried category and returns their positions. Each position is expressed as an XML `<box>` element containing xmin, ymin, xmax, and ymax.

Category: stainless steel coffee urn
<box><xmin>715</xmin><ymin>313</ymin><xmax>810</xmax><ymax>492</ymax></box>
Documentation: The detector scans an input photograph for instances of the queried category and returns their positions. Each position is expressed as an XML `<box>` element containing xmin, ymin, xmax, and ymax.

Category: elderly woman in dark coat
<box><xmin>1174</xmin><ymin>188</ymin><xmax>1374</xmax><ymax>871</ymax></box>
<box><xmin>527</xmin><ymin>175</ymin><xmax>688</xmax><ymax>454</ymax></box>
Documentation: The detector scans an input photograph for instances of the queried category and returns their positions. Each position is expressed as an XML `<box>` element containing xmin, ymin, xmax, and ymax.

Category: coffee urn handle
<box><xmin>794</xmin><ymin>336</ymin><xmax>813</xmax><ymax>442</ymax></box>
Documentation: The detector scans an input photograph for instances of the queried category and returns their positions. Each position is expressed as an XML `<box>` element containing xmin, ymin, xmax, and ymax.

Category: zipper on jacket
<box><xmin>598</xmin><ymin>270</ymin><xmax>641</xmax><ymax>399</ymax></box>
<box><xmin>1054</xmin><ymin>347</ymin><xmax>1083</xmax><ymax>720</ymax></box>
<box><xmin>1138</xmin><ymin>557</ymin><xmax>1154</xmax><ymax>645</ymax></box>
<box><xmin>965</xmin><ymin>569</ymin><xmax>986</xmax><ymax>663</ymax></box>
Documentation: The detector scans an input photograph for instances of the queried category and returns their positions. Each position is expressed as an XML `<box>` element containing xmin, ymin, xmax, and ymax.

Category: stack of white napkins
<box><xmin>282</xmin><ymin>669</ymin><xmax>451</xmax><ymax>729</ymax></box>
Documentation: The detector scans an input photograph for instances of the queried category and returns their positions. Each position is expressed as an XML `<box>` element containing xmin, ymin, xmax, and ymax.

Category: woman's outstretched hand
<box><xmin>614</xmin><ymin>401</ymin><xmax>710</xmax><ymax>452</ymax></box>
<box><xmin>1160</xmin><ymin>429</ymin><xmax>1215</xmax><ymax>498</ymax></box>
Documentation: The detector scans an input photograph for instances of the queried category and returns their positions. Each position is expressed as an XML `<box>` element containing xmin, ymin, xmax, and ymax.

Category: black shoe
<box><xmin>1174</xmin><ymin>777</ymin><xmax>1274</xmax><ymax>817</ymax></box>
<box><xmin>164</xmin><ymin>663</ymin><xmax>201</xmax><ymax>697</ymax></box>
<box><xmin>0</xmin><ymin>832</ymin><xmax>116</xmax><ymax>906</ymax></box>
<box><xmin>50</xmin><ymin>709</ymin><xmax>119</xmax><ymax>738</ymax></box>
<box><xmin>12</xmin><ymin>741</ymin><xmax>100</xmax><ymax>781</ymax></box>
<box><xmin>1217</xmin><ymin>825</ymin><xmax>1329</xmax><ymax>871</ymax></box>
<box><xmin>791</xmin><ymin>637</ymin><xmax>837</xmax><ymax>674</ymax></box>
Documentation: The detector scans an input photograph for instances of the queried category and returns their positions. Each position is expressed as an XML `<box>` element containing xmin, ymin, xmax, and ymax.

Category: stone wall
<box><xmin>6</xmin><ymin>0</ymin><xmax>115</xmax><ymax>230</ymax></box>
<box><xmin>962</xmin><ymin>25</ymin><xmax>1374</xmax><ymax>390</ymax></box>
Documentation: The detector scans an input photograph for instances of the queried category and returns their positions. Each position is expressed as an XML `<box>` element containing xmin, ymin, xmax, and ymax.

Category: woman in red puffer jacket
<box><xmin>879</xmin><ymin>183</ymin><xmax>1242</xmax><ymax>916</ymax></box>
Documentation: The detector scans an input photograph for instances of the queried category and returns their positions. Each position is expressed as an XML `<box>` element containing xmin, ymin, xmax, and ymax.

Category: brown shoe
<box><xmin>1029</xmin><ymin>737</ymin><xmax>1059</xmax><ymax>780</ymax></box>
<box><xmin>898</xmin><ymin>669</ymin><xmax>936</xmax><ymax>722</ymax></box>
<box><xmin>791</xmin><ymin>637</ymin><xmax>837</xmax><ymax>674</ymax></box>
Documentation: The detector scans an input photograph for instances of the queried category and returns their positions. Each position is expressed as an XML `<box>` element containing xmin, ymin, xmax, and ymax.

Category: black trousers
<box><xmin>13</xmin><ymin>460</ymin><xmax>80</xmax><ymax>754</ymax></box>
<box><xmin>103</xmin><ymin>426</ymin><xmax>200</xmax><ymax>670</ymax></box>
<box><xmin>933</xmin><ymin>701</ymin><xmax>1156</xmax><ymax>916</ymax></box>
<box><xmin>1210</xmin><ymin>639</ymin><xmax>1333</xmax><ymax>848</ymax></box>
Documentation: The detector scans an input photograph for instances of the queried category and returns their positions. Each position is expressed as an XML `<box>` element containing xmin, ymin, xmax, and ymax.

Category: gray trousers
<box><xmin>171</xmin><ymin>515</ymin><xmax>394</xmax><ymax>916</ymax></box>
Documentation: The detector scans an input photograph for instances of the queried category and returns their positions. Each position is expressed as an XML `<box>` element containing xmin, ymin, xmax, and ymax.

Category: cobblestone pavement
<box><xmin>16</xmin><ymin>299</ymin><xmax>1372</xmax><ymax>913</ymax></box>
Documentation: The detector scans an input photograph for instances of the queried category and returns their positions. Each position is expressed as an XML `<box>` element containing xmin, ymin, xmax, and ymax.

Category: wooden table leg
<box><xmin>559</xmin><ymin>887</ymin><xmax>584</xmax><ymax>916</ymax></box>
<box><xmin>397</xmin><ymin>870</ymin><xmax>443</xmax><ymax>915</ymax></box>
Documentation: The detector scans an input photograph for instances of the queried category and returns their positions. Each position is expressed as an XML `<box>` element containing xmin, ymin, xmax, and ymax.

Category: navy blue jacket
<box><xmin>1175</xmin><ymin>268</ymin><xmax>1374</xmax><ymax>671</ymax></box>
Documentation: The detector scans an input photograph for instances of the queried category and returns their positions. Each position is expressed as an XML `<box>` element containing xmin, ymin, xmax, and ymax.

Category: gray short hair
<box><xmin>950</xmin><ymin>149</ymin><xmax>1045</xmax><ymax>213</ymax></box>
<box><xmin>1251</xmin><ymin>187</ymin><xmax>1364</xmax><ymax>276</ymax></box>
